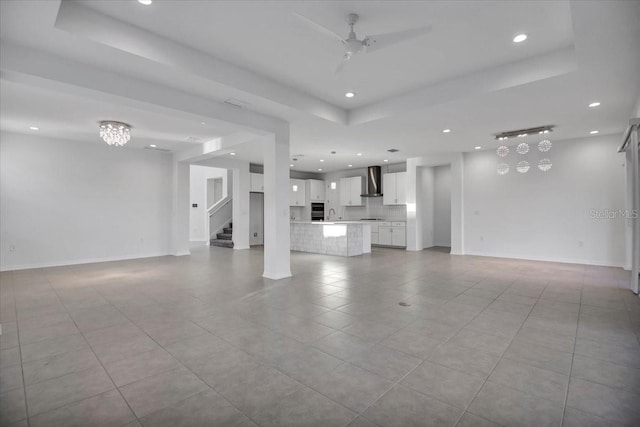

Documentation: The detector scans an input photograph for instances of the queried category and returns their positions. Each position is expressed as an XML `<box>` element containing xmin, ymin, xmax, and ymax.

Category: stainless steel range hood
<box><xmin>362</xmin><ymin>166</ymin><xmax>383</xmax><ymax>197</ymax></box>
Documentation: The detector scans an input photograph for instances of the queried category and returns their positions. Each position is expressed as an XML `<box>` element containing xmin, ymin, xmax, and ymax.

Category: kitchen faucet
<box><xmin>328</xmin><ymin>208</ymin><xmax>336</xmax><ymax>220</ymax></box>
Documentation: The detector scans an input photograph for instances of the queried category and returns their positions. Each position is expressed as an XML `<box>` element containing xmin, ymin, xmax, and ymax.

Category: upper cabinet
<box><xmin>289</xmin><ymin>179</ymin><xmax>306</xmax><ymax>206</ymax></box>
<box><xmin>383</xmin><ymin>172</ymin><xmax>407</xmax><ymax>205</ymax></box>
<box><xmin>307</xmin><ymin>179</ymin><xmax>325</xmax><ymax>202</ymax></box>
<box><xmin>250</xmin><ymin>173</ymin><xmax>264</xmax><ymax>193</ymax></box>
<box><xmin>339</xmin><ymin>176</ymin><xmax>364</xmax><ymax>206</ymax></box>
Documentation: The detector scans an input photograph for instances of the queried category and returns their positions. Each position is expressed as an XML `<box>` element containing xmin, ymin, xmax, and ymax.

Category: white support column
<box><xmin>171</xmin><ymin>161</ymin><xmax>190</xmax><ymax>256</ymax></box>
<box><xmin>630</xmin><ymin>127</ymin><xmax>639</xmax><ymax>294</ymax></box>
<box><xmin>232</xmin><ymin>163</ymin><xmax>250</xmax><ymax>250</ymax></box>
<box><xmin>262</xmin><ymin>129</ymin><xmax>292</xmax><ymax>279</ymax></box>
<box><xmin>406</xmin><ymin>158</ymin><xmax>422</xmax><ymax>251</ymax></box>
<box><xmin>450</xmin><ymin>154</ymin><xmax>465</xmax><ymax>255</ymax></box>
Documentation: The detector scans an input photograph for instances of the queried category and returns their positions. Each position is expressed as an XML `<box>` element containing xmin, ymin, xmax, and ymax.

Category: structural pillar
<box><xmin>450</xmin><ymin>155</ymin><xmax>465</xmax><ymax>255</ymax></box>
<box><xmin>406</xmin><ymin>158</ymin><xmax>422</xmax><ymax>251</ymax></box>
<box><xmin>232</xmin><ymin>163</ymin><xmax>250</xmax><ymax>250</ymax></box>
<box><xmin>262</xmin><ymin>128</ymin><xmax>292</xmax><ymax>279</ymax></box>
<box><xmin>171</xmin><ymin>160</ymin><xmax>190</xmax><ymax>256</ymax></box>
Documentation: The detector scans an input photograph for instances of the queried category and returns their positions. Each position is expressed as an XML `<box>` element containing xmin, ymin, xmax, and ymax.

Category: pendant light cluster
<box><xmin>495</xmin><ymin>126</ymin><xmax>554</xmax><ymax>175</ymax></box>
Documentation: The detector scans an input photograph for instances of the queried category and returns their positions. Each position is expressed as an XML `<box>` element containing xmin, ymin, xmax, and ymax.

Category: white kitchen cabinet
<box><xmin>289</xmin><ymin>179</ymin><xmax>306</xmax><ymax>206</ymax></box>
<box><xmin>378</xmin><ymin>226</ymin><xmax>392</xmax><ymax>245</ymax></box>
<box><xmin>383</xmin><ymin>172</ymin><xmax>407</xmax><ymax>205</ymax></box>
<box><xmin>392</xmin><ymin>224</ymin><xmax>406</xmax><ymax>246</ymax></box>
<box><xmin>369</xmin><ymin>223</ymin><xmax>379</xmax><ymax>245</ymax></box>
<box><xmin>307</xmin><ymin>179</ymin><xmax>325</xmax><ymax>202</ymax></box>
<box><xmin>339</xmin><ymin>176</ymin><xmax>363</xmax><ymax>206</ymax></box>
<box><xmin>377</xmin><ymin>222</ymin><xmax>406</xmax><ymax>247</ymax></box>
<box><xmin>250</xmin><ymin>173</ymin><xmax>264</xmax><ymax>193</ymax></box>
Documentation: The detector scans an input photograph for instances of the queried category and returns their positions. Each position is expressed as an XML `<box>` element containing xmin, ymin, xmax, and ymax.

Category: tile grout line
<box><xmin>105</xmin><ymin>293</ymin><xmax>266</xmax><ymax>426</ymax></box>
<box><xmin>559</xmin><ymin>284</ymin><xmax>583</xmax><ymax>427</ymax></box>
<box><xmin>449</xmin><ymin>280</ymin><xmax>550</xmax><ymax>427</ymax></box>
<box><xmin>343</xmin><ymin>276</ymin><xmax>521</xmax><ymax>426</ymax></box>
<box><xmin>49</xmin><ymin>284</ymin><xmax>142</xmax><ymax>426</ymax></box>
<box><xmin>10</xmin><ymin>272</ymin><xmax>33</xmax><ymax>427</ymax></box>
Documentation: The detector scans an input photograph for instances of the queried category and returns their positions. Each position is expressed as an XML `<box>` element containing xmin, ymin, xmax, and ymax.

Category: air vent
<box><xmin>387</xmin><ymin>148</ymin><xmax>399</xmax><ymax>153</ymax></box>
<box><xmin>144</xmin><ymin>146</ymin><xmax>171</xmax><ymax>152</ymax></box>
<box><xmin>184</xmin><ymin>136</ymin><xmax>201</xmax><ymax>143</ymax></box>
<box><xmin>224</xmin><ymin>98</ymin><xmax>250</xmax><ymax>108</ymax></box>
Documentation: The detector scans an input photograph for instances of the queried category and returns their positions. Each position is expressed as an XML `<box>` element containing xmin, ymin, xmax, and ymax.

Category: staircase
<box><xmin>210</xmin><ymin>223</ymin><xmax>234</xmax><ymax>248</ymax></box>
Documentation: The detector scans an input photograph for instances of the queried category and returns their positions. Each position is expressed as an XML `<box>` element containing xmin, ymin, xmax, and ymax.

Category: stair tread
<box><xmin>210</xmin><ymin>239</ymin><xmax>234</xmax><ymax>248</ymax></box>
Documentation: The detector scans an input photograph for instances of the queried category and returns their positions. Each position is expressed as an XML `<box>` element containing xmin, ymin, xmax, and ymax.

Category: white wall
<box><xmin>434</xmin><ymin>165</ymin><xmax>452</xmax><ymax>247</ymax></box>
<box><xmin>464</xmin><ymin>134</ymin><xmax>627</xmax><ymax>266</ymax></box>
<box><xmin>0</xmin><ymin>132</ymin><xmax>173</xmax><ymax>271</ymax></box>
<box><xmin>189</xmin><ymin>165</ymin><xmax>226</xmax><ymax>242</ymax></box>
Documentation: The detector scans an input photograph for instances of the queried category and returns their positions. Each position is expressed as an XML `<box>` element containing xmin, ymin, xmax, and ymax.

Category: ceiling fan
<box><xmin>295</xmin><ymin>12</ymin><xmax>432</xmax><ymax>74</ymax></box>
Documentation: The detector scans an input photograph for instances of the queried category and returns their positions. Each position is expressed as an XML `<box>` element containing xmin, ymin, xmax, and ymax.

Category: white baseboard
<box><xmin>263</xmin><ymin>270</ymin><xmax>292</xmax><ymax>280</ymax></box>
<box><xmin>463</xmin><ymin>250</ymin><xmax>625</xmax><ymax>268</ymax></box>
<box><xmin>172</xmin><ymin>251</ymin><xmax>191</xmax><ymax>257</ymax></box>
<box><xmin>0</xmin><ymin>251</ymin><xmax>172</xmax><ymax>272</ymax></box>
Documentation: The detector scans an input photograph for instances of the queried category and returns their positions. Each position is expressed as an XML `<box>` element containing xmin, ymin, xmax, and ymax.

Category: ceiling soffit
<box><xmin>53</xmin><ymin>0</ymin><xmax>577</xmax><ymax>127</ymax></box>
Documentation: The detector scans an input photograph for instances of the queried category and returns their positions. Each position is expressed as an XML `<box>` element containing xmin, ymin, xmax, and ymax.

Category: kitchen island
<box><xmin>290</xmin><ymin>221</ymin><xmax>371</xmax><ymax>256</ymax></box>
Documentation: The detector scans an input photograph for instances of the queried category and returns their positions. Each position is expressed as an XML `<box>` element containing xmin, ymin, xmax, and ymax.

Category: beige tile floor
<box><xmin>1</xmin><ymin>246</ymin><xmax>639</xmax><ymax>426</ymax></box>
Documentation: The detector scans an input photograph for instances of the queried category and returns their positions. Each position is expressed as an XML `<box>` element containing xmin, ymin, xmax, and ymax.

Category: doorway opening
<box><xmin>420</xmin><ymin>164</ymin><xmax>452</xmax><ymax>253</ymax></box>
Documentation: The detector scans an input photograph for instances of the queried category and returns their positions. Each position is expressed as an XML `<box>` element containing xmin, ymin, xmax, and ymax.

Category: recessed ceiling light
<box><xmin>590</xmin><ymin>130</ymin><xmax>599</xmax><ymax>134</ymax></box>
<box><xmin>383</xmin><ymin>159</ymin><xmax>389</xmax><ymax>162</ymax></box>
<box><xmin>442</xmin><ymin>129</ymin><xmax>451</xmax><ymax>133</ymax></box>
<box><xmin>356</xmin><ymin>153</ymin><xmax>362</xmax><ymax>156</ymax></box>
<box><xmin>29</xmin><ymin>126</ymin><xmax>39</xmax><ymax>130</ymax></box>
<box><xmin>229</xmin><ymin>152</ymin><xmax>236</xmax><ymax>155</ymax></box>
<box><xmin>150</xmin><ymin>144</ymin><xmax>157</xmax><ymax>148</ymax></box>
<box><xmin>348</xmin><ymin>164</ymin><xmax>353</xmax><ymax>167</ymax></box>
<box><xmin>318</xmin><ymin>168</ymin><xmax>323</xmax><ymax>171</ymax></box>
<box><xmin>138</xmin><ymin>0</ymin><xmax>153</xmax><ymax>5</ymax></box>
<box><xmin>319</xmin><ymin>159</ymin><xmax>325</xmax><ymax>162</ymax></box>
<box><xmin>513</xmin><ymin>34</ymin><xmax>527</xmax><ymax>43</ymax></box>
<box><xmin>290</xmin><ymin>164</ymin><xmax>294</xmax><ymax>167</ymax></box>
<box><xmin>588</xmin><ymin>102</ymin><xmax>601</xmax><ymax>108</ymax></box>
<box><xmin>475</xmin><ymin>146</ymin><xmax>482</xmax><ymax>150</ymax></box>
<box><xmin>345</xmin><ymin>92</ymin><xmax>355</xmax><ymax>98</ymax></box>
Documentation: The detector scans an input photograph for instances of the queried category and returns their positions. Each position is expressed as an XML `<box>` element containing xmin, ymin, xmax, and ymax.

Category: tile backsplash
<box><xmin>341</xmin><ymin>197</ymin><xmax>407</xmax><ymax>221</ymax></box>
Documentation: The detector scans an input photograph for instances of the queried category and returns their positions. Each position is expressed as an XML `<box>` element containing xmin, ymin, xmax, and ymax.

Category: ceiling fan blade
<box><xmin>293</xmin><ymin>13</ymin><xmax>346</xmax><ymax>44</ymax></box>
<box><xmin>364</xmin><ymin>25</ymin><xmax>432</xmax><ymax>53</ymax></box>
<box><xmin>334</xmin><ymin>52</ymin><xmax>352</xmax><ymax>75</ymax></box>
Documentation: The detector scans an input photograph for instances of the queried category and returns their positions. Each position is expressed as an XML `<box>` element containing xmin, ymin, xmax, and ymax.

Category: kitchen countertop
<box><xmin>291</xmin><ymin>220</ymin><xmax>405</xmax><ymax>224</ymax></box>
<box><xmin>290</xmin><ymin>221</ymin><xmax>371</xmax><ymax>256</ymax></box>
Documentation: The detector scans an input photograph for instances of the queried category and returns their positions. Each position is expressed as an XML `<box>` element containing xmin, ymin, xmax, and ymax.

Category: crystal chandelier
<box><xmin>99</xmin><ymin>121</ymin><xmax>131</xmax><ymax>146</ymax></box>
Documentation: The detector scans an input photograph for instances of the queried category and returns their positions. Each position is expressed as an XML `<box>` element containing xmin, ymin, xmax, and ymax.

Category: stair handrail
<box><xmin>208</xmin><ymin>196</ymin><xmax>232</xmax><ymax>218</ymax></box>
